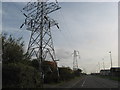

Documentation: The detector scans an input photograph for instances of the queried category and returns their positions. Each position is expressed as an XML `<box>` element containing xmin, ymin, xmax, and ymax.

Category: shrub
<box><xmin>58</xmin><ymin>67</ymin><xmax>75</xmax><ymax>81</ymax></box>
<box><xmin>2</xmin><ymin>63</ymin><xmax>41</xmax><ymax>88</ymax></box>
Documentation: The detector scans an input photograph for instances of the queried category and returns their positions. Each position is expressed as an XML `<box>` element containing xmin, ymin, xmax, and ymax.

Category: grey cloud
<box><xmin>56</xmin><ymin>48</ymin><xmax>72</xmax><ymax>60</ymax></box>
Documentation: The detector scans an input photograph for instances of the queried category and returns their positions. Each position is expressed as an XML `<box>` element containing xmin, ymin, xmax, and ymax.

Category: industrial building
<box><xmin>100</xmin><ymin>69</ymin><xmax>110</xmax><ymax>76</ymax></box>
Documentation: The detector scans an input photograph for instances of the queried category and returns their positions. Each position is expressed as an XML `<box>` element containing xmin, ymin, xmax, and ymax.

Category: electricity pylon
<box><xmin>20</xmin><ymin>0</ymin><xmax>61</xmax><ymax>87</ymax></box>
<box><xmin>72</xmin><ymin>50</ymin><xmax>80</xmax><ymax>71</ymax></box>
<box><xmin>102</xmin><ymin>58</ymin><xmax>105</xmax><ymax>70</ymax></box>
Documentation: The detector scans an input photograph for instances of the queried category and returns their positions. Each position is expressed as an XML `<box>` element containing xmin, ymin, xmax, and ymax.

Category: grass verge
<box><xmin>44</xmin><ymin>76</ymin><xmax>82</xmax><ymax>88</ymax></box>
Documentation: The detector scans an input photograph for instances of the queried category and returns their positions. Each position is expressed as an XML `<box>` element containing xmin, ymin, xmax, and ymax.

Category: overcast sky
<box><xmin>2</xmin><ymin>1</ymin><xmax>118</xmax><ymax>74</ymax></box>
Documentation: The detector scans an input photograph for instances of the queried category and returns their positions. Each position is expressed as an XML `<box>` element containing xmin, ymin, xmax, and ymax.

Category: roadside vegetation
<box><xmin>2</xmin><ymin>33</ymin><xmax>83</xmax><ymax>88</ymax></box>
<box><xmin>2</xmin><ymin>33</ymin><xmax>41</xmax><ymax>88</ymax></box>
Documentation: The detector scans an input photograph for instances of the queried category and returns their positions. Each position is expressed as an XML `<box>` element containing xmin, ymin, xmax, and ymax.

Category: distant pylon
<box><xmin>102</xmin><ymin>58</ymin><xmax>105</xmax><ymax>70</ymax></box>
<box><xmin>20</xmin><ymin>0</ymin><xmax>61</xmax><ymax>87</ymax></box>
<box><xmin>72</xmin><ymin>50</ymin><xmax>80</xmax><ymax>71</ymax></box>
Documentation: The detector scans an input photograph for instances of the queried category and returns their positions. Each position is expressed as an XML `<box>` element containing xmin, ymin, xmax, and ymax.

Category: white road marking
<box><xmin>71</xmin><ymin>78</ymin><xmax>82</xmax><ymax>88</ymax></box>
<box><xmin>81</xmin><ymin>77</ymin><xmax>87</xmax><ymax>87</ymax></box>
<box><xmin>70</xmin><ymin>77</ymin><xmax>84</xmax><ymax>88</ymax></box>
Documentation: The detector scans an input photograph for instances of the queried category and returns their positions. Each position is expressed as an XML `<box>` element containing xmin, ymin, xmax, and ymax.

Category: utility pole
<box><xmin>109</xmin><ymin>51</ymin><xmax>113</xmax><ymax>68</ymax></box>
<box><xmin>72</xmin><ymin>50</ymin><xmax>80</xmax><ymax>71</ymax></box>
<box><xmin>20</xmin><ymin>0</ymin><xmax>61</xmax><ymax>87</ymax></box>
<box><xmin>102</xmin><ymin>58</ymin><xmax>105</xmax><ymax>70</ymax></box>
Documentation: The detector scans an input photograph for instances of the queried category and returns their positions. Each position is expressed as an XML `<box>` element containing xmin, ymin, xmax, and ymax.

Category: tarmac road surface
<box><xmin>72</xmin><ymin>75</ymin><xmax>119</xmax><ymax>88</ymax></box>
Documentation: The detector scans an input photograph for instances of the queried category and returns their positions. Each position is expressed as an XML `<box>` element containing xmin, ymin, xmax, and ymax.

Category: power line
<box><xmin>59</xmin><ymin>9</ymin><xmax>74</xmax><ymax>40</ymax></box>
<box><xmin>55</xmin><ymin>7</ymin><xmax>75</xmax><ymax>50</ymax></box>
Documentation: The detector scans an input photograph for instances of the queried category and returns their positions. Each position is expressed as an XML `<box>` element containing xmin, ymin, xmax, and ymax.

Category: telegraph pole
<box><xmin>20</xmin><ymin>0</ymin><xmax>61</xmax><ymax>87</ymax></box>
<box><xmin>109</xmin><ymin>51</ymin><xmax>113</xmax><ymax>68</ymax></box>
<box><xmin>72</xmin><ymin>50</ymin><xmax>80</xmax><ymax>71</ymax></box>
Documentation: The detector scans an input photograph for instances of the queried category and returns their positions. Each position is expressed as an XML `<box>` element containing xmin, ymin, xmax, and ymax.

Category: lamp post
<box><xmin>109</xmin><ymin>51</ymin><xmax>113</xmax><ymax>68</ymax></box>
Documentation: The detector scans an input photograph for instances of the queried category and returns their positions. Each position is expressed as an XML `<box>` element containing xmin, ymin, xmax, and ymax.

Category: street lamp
<box><xmin>109</xmin><ymin>51</ymin><xmax>113</xmax><ymax>68</ymax></box>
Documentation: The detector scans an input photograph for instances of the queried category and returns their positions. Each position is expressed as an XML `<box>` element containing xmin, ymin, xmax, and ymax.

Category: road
<box><xmin>45</xmin><ymin>75</ymin><xmax>119</xmax><ymax>88</ymax></box>
<box><xmin>72</xmin><ymin>75</ymin><xmax>119</xmax><ymax>88</ymax></box>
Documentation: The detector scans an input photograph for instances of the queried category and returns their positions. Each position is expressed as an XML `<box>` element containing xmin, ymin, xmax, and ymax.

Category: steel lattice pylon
<box><xmin>20</xmin><ymin>0</ymin><xmax>61</xmax><ymax>87</ymax></box>
<box><xmin>72</xmin><ymin>50</ymin><xmax>80</xmax><ymax>71</ymax></box>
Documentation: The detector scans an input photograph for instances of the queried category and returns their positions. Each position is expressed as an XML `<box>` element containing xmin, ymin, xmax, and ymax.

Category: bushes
<box><xmin>58</xmin><ymin>67</ymin><xmax>82</xmax><ymax>81</ymax></box>
<box><xmin>2</xmin><ymin>34</ymin><xmax>42</xmax><ymax>88</ymax></box>
<box><xmin>73</xmin><ymin>69</ymin><xmax>82</xmax><ymax>76</ymax></box>
<box><xmin>42</xmin><ymin>61</ymin><xmax>59</xmax><ymax>83</ymax></box>
<box><xmin>59</xmin><ymin>67</ymin><xmax>75</xmax><ymax>81</ymax></box>
<box><xmin>44</xmin><ymin>70</ymin><xmax>59</xmax><ymax>83</ymax></box>
<box><xmin>18</xmin><ymin>63</ymin><xmax>41</xmax><ymax>88</ymax></box>
<box><xmin>2</xmin><ymin>63</ymin><xmax>41</xmax><ymax>88</ymax></box>
<box><xmin>2</xmin><ymin>63</ymin><xmax>20</xmax><ymax>88</ymax></box>
<box><xmin>2</xmin><ymin>34</ymin><xmax>24</xmax><ymax>63</ymax></box>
